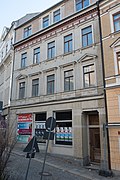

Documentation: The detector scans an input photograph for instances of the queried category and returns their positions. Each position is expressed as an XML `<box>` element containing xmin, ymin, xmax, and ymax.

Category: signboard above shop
<box><xmin>18</xmin><ymin>114</ymin><xmax>32</xmax><ymax>122</ymax></box>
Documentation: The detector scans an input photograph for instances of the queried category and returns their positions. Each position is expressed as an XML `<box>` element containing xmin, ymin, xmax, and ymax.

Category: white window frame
<box><xmin>109</xmin><ymin>7</ymin><xmax>120</xmax><ymax>34</ymax></box>
<box><xmin>80</xmin><ymin>23</ymin><xmax>94</xmax><ymax>48</ymax></box>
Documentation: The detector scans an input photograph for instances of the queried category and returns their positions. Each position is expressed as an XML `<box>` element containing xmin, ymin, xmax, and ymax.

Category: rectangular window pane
<box><xmin>33</xmin><ymin>47</ymin><xmax>40</xmax><ymax>64</ymax></box>
<box><xmin>82</xmin><ymin>26</ymin><xmax>92</xmax><ymax>47</ymax></box>
<box><xmin>48</xmin><ymin>41</ymin><xmax>55</xmax><ymax>59</ymax></box>
<box><xmin>47</xmin><ymin>74</ymin><xmax>55</xmax><ymax>94</ymax></box>
<box><xmin>43</xmin><ymin>16</ymin><xmax>49</xmax><ymax>28</ymax></box>
<box><xmin>76</xmin><ymin>0</ymin><xmax>89</xmax><ymax>11</ymax></box>
<box><xmin>35</xmin><ymin>113</ymin><xmax>46</xmax><ymax>143</ymax></box>
<box><xmin>83</xmin><ymin>64</ymin><xmax>95</xmax><ymax>87</ymax></box>
<box><xmin>24</xmin><ymin>26</ymin><xmax>32</xmax><ymax>38</ymax></box>
<box><xmin>21</xmin><ymin>53</ymin><xmax>27</xmax><ymax>68</ymax></box>
<box><xmin>19</xmin><ymin>82</ymin><xmax>25</xmax><ymax>99</ymax></box>
<box><xmin>53</xmin><ymin>9</ymin><xmax>60</xmax><ymax>23</ymax></box>
<box><xmin>117</xmin><ymin>52</ymin><xmax>120</xmax><ymax>74</ymax></box>
<box><xmin>113</xmin><ymin>12</ymin><xmax>120</xmax><ymax>32</ymax></box>
<box><xmin>32</xmin><ymin>79</ymin><xmax>39</xmax><ymax>97</ymax></box>
<box><xmin>64</xmin><ymin>34</ymin><xmax>72</xmax><ymax>53</ymax></box>
<box><xmin>64</xmin><ymin>70</ymin><xmax>73</xmax><ymax>92</ymax></box>
<box><xmin>55</xmin><ymin>111</ymin><xmax>72</xmax><ymax>145</ymax></box>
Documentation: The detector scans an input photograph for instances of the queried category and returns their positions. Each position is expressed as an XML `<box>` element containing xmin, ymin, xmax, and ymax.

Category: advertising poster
<box><xmin>35</xmin><ymin>122</ymin><xmax>46</xmax><ymax>143</ymax></box>
<box><xmin>55</xmin><ymin>127</ymin><xmax>72</xmax><ymax>145</ymax></box>
<box><xmin>17</xmin><ymin>114</ymin><xmax>32</xmax><ymax>143</ymax></box>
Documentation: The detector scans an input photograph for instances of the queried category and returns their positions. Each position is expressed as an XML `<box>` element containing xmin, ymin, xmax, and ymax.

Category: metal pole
<box><xmin>40</xmin><ymin>117</ymin><xmax>53</xmax><ymax>180</ymax></box>
<box><xmin>25</xmin><ymin>136</ymin><xmax>36</xmax><ymax>180</ymax></box>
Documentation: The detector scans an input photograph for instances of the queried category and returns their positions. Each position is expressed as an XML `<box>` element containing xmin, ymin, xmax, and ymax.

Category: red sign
<box><xmin>17</xmin><ymin>129</ymin><xmax>32</xmax><ymax>135</ymax></box>
<box><xmin>18</xmin><ymin>114</ymin><xmax>32</xmax><ymax>122</ymax></box>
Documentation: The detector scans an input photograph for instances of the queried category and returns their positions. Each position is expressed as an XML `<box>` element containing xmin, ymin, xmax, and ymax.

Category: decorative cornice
<box><xmin>15</xmin><ymin>8</ymin><xmax>98</xmax><ymax>52</ymax></box>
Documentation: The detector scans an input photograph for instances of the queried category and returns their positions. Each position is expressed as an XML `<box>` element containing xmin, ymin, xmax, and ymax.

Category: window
<box><xmin>11</xmin><ymin>37</ymin><xmax>13</xmax><ymax>45</ymax></box>
<box><xmin>6</xmin><ymin>44</ymin><xmax>8</xmax><ymax>54</ymax></box>
<box><xmin>53</xmin><ymin>9</ymin><xmax>60</xmax><ymax>23</ymax></box>
<box><xmin>113</xmin><ymin>12</ymin><xmax>120</xmax><ymax>32</ymax></box>
<box><xmin>76</xmin><ymin>0</ymin><xmax>89</xmax><ymax>11</ymax></box>
<box><xmin>47</xmin><ymin>74</ymin><xmax>55</xmax><ymax>95</ymax></box>
<box><xmin>64</xmin><ymin>34</ymin><xmax>72</xmax><ymax>53</ymax></box>
<box><xmin>117</xmin><ymin>52</ymin><xmax>120</xmax><ymax>74</ymax></box>
<box><xmin>21</xmin><ymin>53</ymin><xmax>27</xmax><ymax>68</ymax></box>
<box><xmin>19</xmin><ymin>82</ymin><xmax>25</xmax><ymax>99</ymax></box>
<box><xmin>33</xmin><ymin>47</ymin><xmax>40</xmax><ymax>64</ymax></box>
<box><xmin>64</xmin><ymin>70</ymin><xmax>73</xmax><ymax>92</ymax></box>
<box><xmin>32</xmin><ymin>78</ymin><xmax>39</xmax><ymax>97</ymax></box>
<box><xmin>2</xmin><ymin>51</ymin><xmax>3</xmax><ymax>58</ymax></box>
<box><xmin>24</xmin><ymin>25</ymin><xmax>32</xmax><ymax>38</ymax></box>
<box><xmin>48</xmin><ymin>41</ymin><xmax>55</xmax><ymax>59</ymax></box>
<box><xmin>43</xmin><ymin>15</ymin><xmax>49</xmax><ymax>28</ymax></box>
<box><xmin>83</xmin><ymin>64</ymin><xmax>95</xmax><ymax>87</ymax></box>
<box><xmin>35</xmin><ymin>112</ymin><xmax>47</xmax><ymax>143</ymax></box>
<box><xmin>82</xmin><ymin>26</ymin><xmax>93</xmax><ymax>47</ymax></box>
<box><xmin>55</xmin><ymin>111</ymin><xmax>72</xmax><ymax>145</ymax></box>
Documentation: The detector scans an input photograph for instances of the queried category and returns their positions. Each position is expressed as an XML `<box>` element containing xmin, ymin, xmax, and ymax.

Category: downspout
<box><xmin>97</xmin><ymin>0</ymin><xmax>112</xmax><ymax>175</ymax></box>
<box><xmin>10</xmin><ymin>31</ymin><xmax>16</xmax><ymax>103</ymax></box>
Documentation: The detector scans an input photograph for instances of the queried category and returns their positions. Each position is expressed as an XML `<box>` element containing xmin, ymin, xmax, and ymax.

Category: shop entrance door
<box><xmin>89</xmin><ymin>128</ymin><xmax>101</xmax><ymax>163</ymax></box>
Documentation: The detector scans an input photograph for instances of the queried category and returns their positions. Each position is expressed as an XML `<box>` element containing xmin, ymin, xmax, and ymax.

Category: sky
<box><xmin>0</xmin><ymin>0</ymin><xmax>61</xmax><ymax>36</ymax></box>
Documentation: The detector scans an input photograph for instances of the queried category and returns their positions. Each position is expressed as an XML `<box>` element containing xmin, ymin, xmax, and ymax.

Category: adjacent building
<box><xmin>99</xmin><ymin>0</ymin><xmax>120</xmax><ymax>170</ymax></box>
<box><xmin>0</xmin><ymin>25</ymin><xmax>15</xmax><ymax>120</ymax></box>
<box><xmin>10</xmin><ymin>0</ymin><xmax>109</xmax><ymax>168</ymax></box>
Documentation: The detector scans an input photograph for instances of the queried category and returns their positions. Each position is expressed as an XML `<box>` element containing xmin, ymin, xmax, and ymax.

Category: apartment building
<box><xmin>10</xmin><ymin>0</ymin><xmax>109</xmax><ymax>167</ymax></box>
<box><xmin>0</xmin><ymin>13</ymin><xmax>39</xmax><ymax>123</ymax></box>
<box><xmin>99</xmin><ymin>0</ymin><xmax>120</xmax><ymax>170</ymax></box>
<box><xmin>0</xmin><ymin>25</ymin><xmax>15</xmax><ymax>120</ymax></box>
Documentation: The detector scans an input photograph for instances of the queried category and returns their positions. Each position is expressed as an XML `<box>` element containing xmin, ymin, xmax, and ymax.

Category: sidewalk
<box><xmin>8</xmin><ymin>143</ymin><xmax>120</xmax><ymax>180</ymax></box>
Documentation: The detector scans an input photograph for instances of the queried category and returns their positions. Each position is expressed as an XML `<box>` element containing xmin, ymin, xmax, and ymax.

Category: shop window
<box><xmin>43</xmin><ymin>15</ymin><xmax>49</xmax><ymax>28</ymax></box>
<box><xmin>117</xmin><ymin>52</ymin><xmax>120</xmax><ymax>74</ymax></box>
<box><xmin>21</xmin><ymin>52</ymin><xmax>27</xmax><ymax>68</ymax></box>
<box><xmin>82</xmin><ymin>26</ymin><xmax>93</xmax><ymax>47</ymax></box>
<box><xmin>19</xmin><ymin>82</ymin><xmax>25</xmax><ymax>99</ymax></box>
<box><xmin>76</xmin><ymin>0</ymin><xmax>89</xmax><ymax>12</ymax></box>
<box><xmin>55</xmin><ymin>111</ymin><xmax>72</xmax><ymax>145</ymax></box>
<box><xmin>64</xmin><ymin>70</ymin><xmax>74</xmax><ymax>92</ymax></box>
<box><xmin>47</xmin><ymin>74</ymin><xmax>55</xmax><ymax>94</ymax></box>
<box><xmin>33</xmin><ymin>47</ymin><xmax>40</xmax><ymax>64</ymax></box>
<box><xmin>53</xmin><ymin>9</ymin><xmax>60</xmax><ymax>23</ymax></box>
<box><xmin>113</xmin><ymin>12</ymin><xmax>120</xmax><ymax>32</ymax></box>
<box><xmin>35</xmin><ymin>112</ymin><xmax>47</xmax><ymax>143</ymax></box>
<box><xmin>64</xmin><ymin>34</ymin><xmax>72</xmax><ymax>54</ymax></box>
<box><xmin>23</xmin><ymin>25</ymin><xmax>32</xmax><ymax>38</ymax></box>
<box><xmin>48</xmin><ymin>41</ymin><xmax>55</xmax><ymax>59</ymax></box>
<box><xmin>83</xmin><ymin>64</ymin><xmax>95</xmax><ymax>87</ymax></box>
<box><xmin>32</xmin><ymin>78</ymin><xmax>39</xmax><ymax>97</ymax></box>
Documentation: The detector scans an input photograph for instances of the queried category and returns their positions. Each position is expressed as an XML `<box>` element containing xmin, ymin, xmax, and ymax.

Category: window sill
<box><xmin>63</xmin><ymin>51</ymin><xmax>73</xmax><ymax>57</ymax></box>
<box><xmin>81</xmin><ymin>44</ymin><xmax>94</xmax><ymax>50</ymax></box>
<box><xmin>111</xmin><ymin>29</ymin><xmax>120</xmax><ymax>37</ymax></box>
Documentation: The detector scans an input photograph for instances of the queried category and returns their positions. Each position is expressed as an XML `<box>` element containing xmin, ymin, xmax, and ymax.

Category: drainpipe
<box><xmin>97</xmin><ymin>0</ymin><xmax>112</xmax><ymax>177</ymax></box>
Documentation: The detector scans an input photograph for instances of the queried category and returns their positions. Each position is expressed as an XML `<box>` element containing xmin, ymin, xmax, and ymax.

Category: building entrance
<box><xmin>89</xmin><ymin>114</ymin><xmax>101</xmax><ymax>163</ymax></box>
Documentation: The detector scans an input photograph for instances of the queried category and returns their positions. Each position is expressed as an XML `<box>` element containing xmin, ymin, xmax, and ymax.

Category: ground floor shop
<box><xmin>10</xmin><ymin>97</ymin><xmax>108</xmax><ymax>166</ymax></box>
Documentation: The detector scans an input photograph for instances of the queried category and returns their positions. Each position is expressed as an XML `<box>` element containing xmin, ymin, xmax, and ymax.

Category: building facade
<box><xmin>0</xmin><ymin>13</ymin><xmax>39</xmax><ymax>125</ymax></box>
<box><xmin>0</xmin><ymin>25</ymin><xmax>15</xmax><ymax>120</ymax></box>
<box><xmin>9</xmin><ymin>0</ymin><xmax>110</xmax><ymax>168</ymax></box>
<box><xmin>100</xmin><ymin>0</ymin><xmax>120</xmax><ymax>170</ymax></box>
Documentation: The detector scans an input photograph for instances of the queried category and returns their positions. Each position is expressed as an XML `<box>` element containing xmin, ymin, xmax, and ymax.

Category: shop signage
<box><xmin>18</xmin><ymin>114</ymin><xmax>32</xmax><ymax>122</ymax></box>
<box><xmin>17</xmin><ymin>113</ymin><xmax>32</xmax><ymax>143</ymax></box>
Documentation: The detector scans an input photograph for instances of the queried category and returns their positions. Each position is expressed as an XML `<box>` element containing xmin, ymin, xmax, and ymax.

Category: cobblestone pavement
<box><xmin>6</xmin><ymin>144</ymin><xmax>120</xmax><ymax>180</ymax></box>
